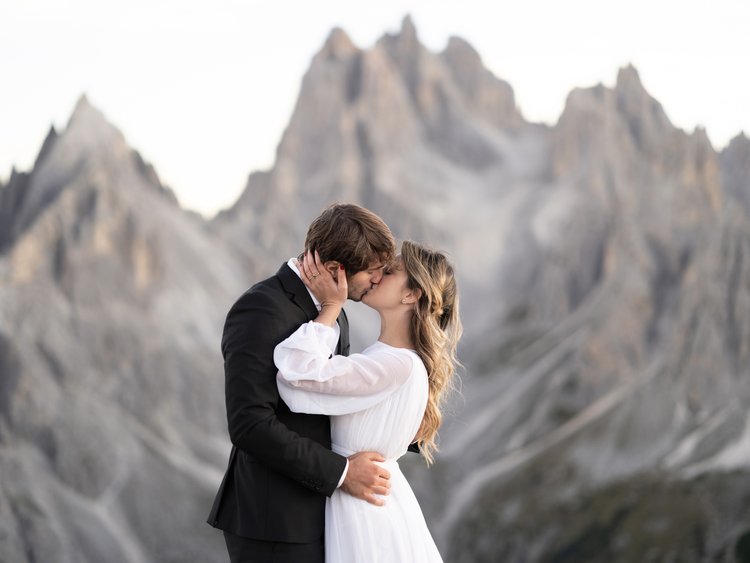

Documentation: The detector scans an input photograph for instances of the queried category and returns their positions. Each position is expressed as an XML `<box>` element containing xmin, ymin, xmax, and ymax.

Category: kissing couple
<box><xmin>208</xmin><ymin>203</ymin><xmax>461</xmax><ymax>562</ymax></box>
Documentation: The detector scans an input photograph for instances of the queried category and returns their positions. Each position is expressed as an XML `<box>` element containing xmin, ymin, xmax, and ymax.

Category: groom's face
<box><xmin>347</xmin><ymin>261</ymin><xmax>386</xmax><ymax>302</ymax></box>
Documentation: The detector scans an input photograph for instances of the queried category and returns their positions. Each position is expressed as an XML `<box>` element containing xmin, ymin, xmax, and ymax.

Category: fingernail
<box><xmin>339</xmin><ymin>264</ymin><xmax>344</xmax><ymax>270</ymax></box>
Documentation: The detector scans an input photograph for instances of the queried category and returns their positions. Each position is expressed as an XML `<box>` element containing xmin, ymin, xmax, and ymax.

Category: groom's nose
<box><xmin>370</xmin><ymin>269</ymin><xmax>384</xmax><ymax>284</ymax></box>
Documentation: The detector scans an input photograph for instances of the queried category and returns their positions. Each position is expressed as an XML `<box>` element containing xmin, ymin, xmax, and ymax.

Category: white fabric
<box><xmin>275</xmin><ymin>322</ymin><xmax>443</xmax><ymax>562</ymax></box>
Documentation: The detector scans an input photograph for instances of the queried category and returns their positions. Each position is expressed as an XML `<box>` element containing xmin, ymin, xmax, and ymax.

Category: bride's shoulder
<box><xmin>364</xmin><ymin>342</ymin><xmax>424</xmax><ymax>371</ymax></box>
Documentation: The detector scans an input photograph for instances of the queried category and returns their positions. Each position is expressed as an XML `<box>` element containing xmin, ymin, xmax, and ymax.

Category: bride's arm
<box><xmin>274</xmin><ymin>321</ymin><xmax>413</xmax><ymax>415</ymax></box>
<box><xmin>275</xmin><ymin>321</ymin><xmax>412</xmax><ymax>393</ymax></box>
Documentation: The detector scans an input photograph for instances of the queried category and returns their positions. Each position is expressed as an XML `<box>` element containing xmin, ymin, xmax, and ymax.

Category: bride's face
<box><xmin>361</xmin><ymin>256</ymin><xmax>411</xmax><ymax>311</ymax></box>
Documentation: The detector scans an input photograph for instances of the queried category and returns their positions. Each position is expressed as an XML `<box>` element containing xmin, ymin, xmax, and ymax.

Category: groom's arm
<box><xmin>222</xmin><ymin>289</ymin><xmax>346</xmax><ymax>496</ymax></box>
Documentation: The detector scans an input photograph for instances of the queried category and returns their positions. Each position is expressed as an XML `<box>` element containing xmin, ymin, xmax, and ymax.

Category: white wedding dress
<box><xmin>274</xmin><ymin>321</ymin><xmax>443</xmax><ymax>563</ymax></box>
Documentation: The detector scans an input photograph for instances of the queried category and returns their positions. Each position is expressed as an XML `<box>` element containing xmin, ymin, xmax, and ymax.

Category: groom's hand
<box><xmin>342</xmin><ymin>451</ymin><xmax>391</xmax><ymax>507</ymax></box>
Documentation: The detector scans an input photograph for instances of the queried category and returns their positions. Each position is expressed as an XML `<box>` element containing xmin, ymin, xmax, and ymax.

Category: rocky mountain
<box><xmin>0</xmin><ymin>97</ymin><xmax>251</xmax><ymax>563</ymax></box>
<box><xmin>211</xmin><ymin>16</ymin><xmax>551</xmax><ymax>350</ymax></box>
<box><xmin>1</xmin><ymin>15</ymin><xmax>749</xmax><ymax>563</ymax></box>
<box><xmin>405</xmin><ymin>59</ymin><xmax>750</xmax><ymax>563</ymax></box>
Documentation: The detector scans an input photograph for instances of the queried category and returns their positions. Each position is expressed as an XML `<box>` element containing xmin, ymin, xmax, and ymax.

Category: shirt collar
<box><xmin>287</xmin><ymin>257</ymin><xmax>322</xmax><ymax>311</ymax></box>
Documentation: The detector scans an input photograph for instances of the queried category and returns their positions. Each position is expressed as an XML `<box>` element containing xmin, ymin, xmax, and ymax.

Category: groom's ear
<box><xmin>323</xmin><ymin>261</ymin><xmax>341</xmax><ymax>278</ymax></box>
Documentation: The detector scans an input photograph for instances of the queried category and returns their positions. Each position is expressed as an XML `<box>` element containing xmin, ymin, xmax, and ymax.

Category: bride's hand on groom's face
<box><xmin>297</xmin><ymin>250</ymin><xmax>348</xmax><ymax>310</ymax></box>
<box><xmin>342</xmin><ymin>451</ymin><xmax>391</xmax><ymax>507</ymax></box>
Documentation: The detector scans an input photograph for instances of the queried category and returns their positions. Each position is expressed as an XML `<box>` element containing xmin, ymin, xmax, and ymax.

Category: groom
<box><xmin>208</xmin><ymin>203</ymin><xmax>396</xmax><ymax>563</ymax></box>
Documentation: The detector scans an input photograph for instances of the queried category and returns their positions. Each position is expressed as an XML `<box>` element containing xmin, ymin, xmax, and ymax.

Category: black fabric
<box><xmin>223</xmin><ymin>531</ymin><xmax>324</xmax><ymax>563</ymax></box>
<box><xmin>208</xmin><ymin>263</ymin><xmax>349</xmax><ymax>544</ymax></box>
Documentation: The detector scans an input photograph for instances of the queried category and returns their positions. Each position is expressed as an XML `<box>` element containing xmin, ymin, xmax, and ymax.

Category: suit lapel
<box><xmin>336</xmin><ymin>309</ymin><xmax>350</xmax><ymax>356</ymax></box>
<box><xmin>277</xmin><ymin>263</ymin><xmax>319</xmax><ymax>321</ymax></box>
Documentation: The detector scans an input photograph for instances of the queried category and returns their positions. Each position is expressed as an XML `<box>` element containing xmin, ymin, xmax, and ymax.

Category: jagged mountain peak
<box><xmin>221</xmin><ymin>16</ymin><xmax>527</xmax><ymax>249</ymax></box>
<box><xmin>45</xmin><ymin>94</ymin><xmax>166</xmax><ymax>189</ymax></box>
<box><xmin>721</xmin><ymin>131</ymin><xmax>750</xmax><ymax>165</ymax></box>
<box><xmin>69</xmin><ymin>93</ymin><xmax>95</xmax><ymax>123</ymax></box>
<box><xmin>555</xmin><ymin>64</ymin><xmax>674</xmax><ymax>152</ymax></box>
<box><xmin>615</xmin><ymin>63</ymin><xmax>644</xmax><ymax>93</ymax></box>
<box><xmin>0</xmin><ymin>96</ymin><xmax>178</xmax><ymax>253</ymax></box>
<box><xmin>559</xmin><ymin>64</ymin><xmax>656</xmax><ymax>116</ymax></box>
<box><xmin>440</xmin><ymin>35</ymin><xmax>523</xmax><ymax>132</ymax></box>
<box><xmin>690</xmin><ymin>125</ymin><xmax>713</xmax><ymax>147</ymax></box>
<box><xmin>68</xmin><ymin>94</ymin><xmax>118</xmax><ymax>133</ymax></box>
<box><xmin>443</xmin><ymin>35</ymin><xmax>482</xmax><ymax>66</ymax></box>
<box><xmin>727</xmin><ymin>130</ymin><xmax>750</xmax><ymax>150</ymax></box>
<box><xmin>560</xmin><ymin>64</ymin><xmax>654</xmax><ymax>110</ymax></box>
<box><xmin>60</xmin><ymin>94</ymin><xmax>128</xmax><ymax>157</ymax></box>
<box><xmin>320</xmin><ymin>26</ymin><xmax>359</xmax><ymax>60</ymax></box>
<box><xmin>34</xmin><ymin>124</ymin><xmax>59</xmax><ymax>169</ymax></box>
<box><xmin>379</xmin><ymin>14</ymin><xmax>421</xmax><ymax>56</ymax></box>
<box><xmin>399</xmin><ymin>14</ymin><xmax>418</xmax><ymax>41</ymax></box>
<box><xmin>613</xmin><ymin>63</ymin><xmax>671</xmax><ymax>122</ymax></box>
<box><xmin>441</xmin><ymin>34</ymin><xmax>490</xmax><ymax>88</ymax></box>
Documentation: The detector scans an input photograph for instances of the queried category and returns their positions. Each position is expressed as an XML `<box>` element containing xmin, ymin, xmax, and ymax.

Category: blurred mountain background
<box><xmin>1</xmin><ymin>15</ymin><xmax>749</xmax><ymax>563</ymax></box>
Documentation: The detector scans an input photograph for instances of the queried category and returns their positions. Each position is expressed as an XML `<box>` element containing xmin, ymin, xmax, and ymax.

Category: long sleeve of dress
<box><xmin>274</xmin><ymin>321</ymin><xmax>414</xmax><ymax>416</ymax></box>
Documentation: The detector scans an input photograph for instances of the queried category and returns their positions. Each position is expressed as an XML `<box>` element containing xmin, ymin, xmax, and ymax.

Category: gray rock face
<box><xmin>2</xmin><ymin>17</ymin><xmax>749</xmax><ymax>563</ymax></box>
<box><xmin>404</xmin><ymin>65</ymin><xmax>750</xmax><ymax>563</ymax></box>
<box><xmin>0</xmin><ymin>168</ymin><xmax>31</xmax><ymax>250</ymax></box>
<box><xmin>0</xmin><ymin>96</ymin><xmax>250</xmax><ymax>563</ymax></box>
<box><xmin>440</xmin><ymin>35</ymin><xmax>524</xmax><ymax>133</ymax></box>
<box><xmin>721</xmin><ymin>132</ymin><xmax>750</xmax><ymax>215</ymax></box>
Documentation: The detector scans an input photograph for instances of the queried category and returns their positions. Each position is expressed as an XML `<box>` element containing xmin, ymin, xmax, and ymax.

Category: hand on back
<box><xmin>342</xmin><ymin>451</ymin><xmax>391</xmax><ymax>507</ymax></box>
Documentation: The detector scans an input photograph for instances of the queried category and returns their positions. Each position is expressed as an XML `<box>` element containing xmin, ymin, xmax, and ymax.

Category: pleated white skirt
<box><xmin>325</xmin><ymin>458</ymin><xmax>443</xmax><ymax>563</ymax></box>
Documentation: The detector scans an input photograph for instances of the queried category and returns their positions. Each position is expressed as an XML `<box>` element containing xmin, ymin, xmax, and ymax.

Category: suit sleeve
<box><xmin>222</xmin><ymin>291</ymin><xmax>346</xmax><ymax>497</ymax></box>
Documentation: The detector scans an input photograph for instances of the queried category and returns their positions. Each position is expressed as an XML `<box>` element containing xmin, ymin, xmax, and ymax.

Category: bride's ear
<box><xmin>402</xmin><ymin>288</ymin><xmax>422</xmax><ymax>304</ymax></box>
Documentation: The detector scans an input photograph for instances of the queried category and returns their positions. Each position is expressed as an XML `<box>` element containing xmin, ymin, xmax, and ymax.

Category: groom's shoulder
<box><xmin>236</xmin><ymin>274</ymin><xmax>281</xmax><ymax>302</ymax></box>
<box><xmin>229</xmin><ymin>270</ymin><xmax>287</xmax><ymax>311</ymax></box>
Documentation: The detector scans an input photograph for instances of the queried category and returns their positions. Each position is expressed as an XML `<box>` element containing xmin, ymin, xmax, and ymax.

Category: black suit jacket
<box><xmin>207</xmin><ymin>263</ymin><xmax>349</xmax><ymax>542</ymax></box>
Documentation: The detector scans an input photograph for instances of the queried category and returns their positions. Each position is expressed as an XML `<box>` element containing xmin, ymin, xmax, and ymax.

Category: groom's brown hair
<box><xmin>304</xmin><ymin>203</ymin><xmax>395</xmax><ymax>274</ymax></box>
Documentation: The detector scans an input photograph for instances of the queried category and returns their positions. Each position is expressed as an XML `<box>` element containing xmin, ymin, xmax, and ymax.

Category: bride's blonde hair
<box><xmin>401</xmin><ymin>241</ymin><xmax>462</xmax><ymax>465</ymax></box>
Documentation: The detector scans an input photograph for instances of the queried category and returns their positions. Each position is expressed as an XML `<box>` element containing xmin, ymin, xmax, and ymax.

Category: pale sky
<box><xmin>1</xmin><ymin>0</ymin><xmax>748</xmax><ymax>217</ymax></box>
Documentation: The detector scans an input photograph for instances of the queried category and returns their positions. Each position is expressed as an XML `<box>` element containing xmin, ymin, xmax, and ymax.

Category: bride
<box><xmin>274</xmin><ymin>241</ymin><xmax>461</xmax><ymax>562</ymax></box>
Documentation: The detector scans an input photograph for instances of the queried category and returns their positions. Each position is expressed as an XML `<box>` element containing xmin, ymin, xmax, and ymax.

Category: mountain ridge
<box><xmin>2</xmin><ymin>16</ymin><xmax>750</xmax><ymax>563</ymax></box>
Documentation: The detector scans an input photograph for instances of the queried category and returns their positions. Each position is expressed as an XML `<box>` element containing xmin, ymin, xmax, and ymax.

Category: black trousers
<box><xmin>223</xmin><ymin>531</ymin><xmax>324</xmax><ymax>563</ymax></box>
